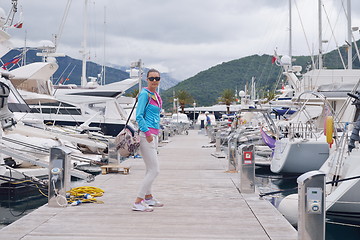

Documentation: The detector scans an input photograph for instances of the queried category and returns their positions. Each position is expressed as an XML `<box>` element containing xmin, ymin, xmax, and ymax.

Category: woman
<box><xmin>132</xmin><ymin>68</ymin><xmax>163</xmax><ymax>212</ymax></box>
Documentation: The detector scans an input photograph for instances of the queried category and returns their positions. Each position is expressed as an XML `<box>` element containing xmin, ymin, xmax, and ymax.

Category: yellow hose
<box><xmin>67</xmin><ymin>186</ymin><xmax>105</xmax><ymax>204</ymax></box>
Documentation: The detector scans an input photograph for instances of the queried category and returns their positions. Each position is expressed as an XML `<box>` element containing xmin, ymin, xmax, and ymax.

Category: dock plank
<box><xmin>0</xmin><ymin>130</ymin><xmax>297</xmax><ymax>240</ymax></box>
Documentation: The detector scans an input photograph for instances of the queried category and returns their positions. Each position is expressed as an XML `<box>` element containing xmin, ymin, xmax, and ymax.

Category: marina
<box><xmin>0</xmin><ymin>0</ymin><xmax>360</xmax><ymax>239</ymax></box>
<box><xmin>0</xmin><ymin>130</ymin><xmax>297</xmax><ymax>239</ymax></box>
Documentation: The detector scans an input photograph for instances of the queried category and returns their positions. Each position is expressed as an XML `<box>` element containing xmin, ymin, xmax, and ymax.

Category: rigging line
<box><xmin>326</xmin><ymin>220</ymin><xmax>360</xmax><ymax>228</ymax></box>
<box><xmin>4</xmin><ymin>0</ymin><xmax>18</xmax><ymax>29</ymax></box>
<box><xmin>293</xmin><ymin>0</ymin><xmax>316</xmax><ymax>69</ymax></box>
<box><xmin>53</xmin><ymin>65</ymin><xmax>76</xmax><ymax>95</ymax></box>
<box><xmin>56</xmin><ymin>0</ymin><xmax>72</xmax><ymax>50</ymax></box>
<box><xmin>340</xmin><ymin>0</ymin><xmax>360</xmax><ymax>66</ymax></box>
<box><xmin>341</xmin><ymin>1</ymin><xmax>360</xmax><ymax>66</ymax></box>
<box><xmin>321</xmin><ymin>2</ymin><xmax>346</xmax><ymax>69</ymax></box>
<box><xmin>273</xmin><ymin>65</ymin><xmax>284</xmax><ymax>94</ymax></box>
<box><xmin>54</xmin><ymin>62</ymin><xmax>72</xmax><ymax>85</ymax></box>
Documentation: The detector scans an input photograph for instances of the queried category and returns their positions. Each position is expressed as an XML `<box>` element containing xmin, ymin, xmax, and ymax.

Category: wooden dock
<box><xmin>0</xmin><ymin>130</ymin><xmax>297</xmax><ymax>240</ymax></box>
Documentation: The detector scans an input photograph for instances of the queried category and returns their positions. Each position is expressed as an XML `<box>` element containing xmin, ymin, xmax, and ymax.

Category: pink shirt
<box><xmin>144</xmin><ymin>88</ymin><xmax>161</xmax><ymax>137</ymax></box>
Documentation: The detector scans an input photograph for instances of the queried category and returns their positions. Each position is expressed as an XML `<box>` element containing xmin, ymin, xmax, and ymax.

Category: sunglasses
<box><xmin>148</xmin><ymin>77</ymin><xmax>161</xmax><ymax>81</ymax></box>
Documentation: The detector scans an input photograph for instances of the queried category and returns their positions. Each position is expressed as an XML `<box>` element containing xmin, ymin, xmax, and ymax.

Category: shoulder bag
<box><xmin>115</xmin><ymin>97</ymin><xmax>140</xmax><ymax>157</ymax></box>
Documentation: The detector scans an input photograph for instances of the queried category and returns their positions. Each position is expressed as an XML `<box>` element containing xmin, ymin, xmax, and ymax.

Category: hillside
<box><xmin>2</xmin><ymin>40</ymin><xmax>359</xmax><ymax>111</ymax></box>
<box><xmin>0</xmin><ymin>49</ymin><xmax>179</xmax><ymax>91</ymax></box>
<box><xmin>161</xmin><ymin>40</ymin><xmax>360</xmax><ymax>111</ymax></box>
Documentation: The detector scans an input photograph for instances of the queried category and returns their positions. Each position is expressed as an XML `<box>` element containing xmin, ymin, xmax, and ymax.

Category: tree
<box><xmin>175</xmin><ymin>90</ymin><xmax>193</xmax><ymax>113</ymax></box>
<box><xmin>219</xmin><ymin>89</ymin><xmax>236</xmax><ymax>114</ymax></box>
<box><xmin>263</xmin><ymin>90</ymin><xmax>276</xmax><ymax>103</ymax></box>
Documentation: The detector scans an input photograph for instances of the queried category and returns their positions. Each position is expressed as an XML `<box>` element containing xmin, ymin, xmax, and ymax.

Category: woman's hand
<box><xmin>146</xmin><ymin>135</ymin><xmax>153</xmax><ymax>143</ymax></box>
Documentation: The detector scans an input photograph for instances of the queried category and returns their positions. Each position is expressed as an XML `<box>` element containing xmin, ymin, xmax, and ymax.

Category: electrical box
<box><xmin>306</xmin><ymin>187</ymin><xmax>322</xmax><ymax>214</ymax></box>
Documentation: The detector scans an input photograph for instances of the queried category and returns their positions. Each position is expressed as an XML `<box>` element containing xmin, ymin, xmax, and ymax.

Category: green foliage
<box><xmin>219</xmin><ymin>89</ymin><xmax>236</xmax><ymax>113</ymax></box>
<box><xmin>125</xmin><ymin>89</ymin><xmax>139</xmax><ymax>98</ymax></box>
<box><xmin>175</xmin><ymin>90</ymin><xmax>193</xmax><ymax>113</ymax></box>
<box><xmin>161</xmin><ymin>54</ymin><xmax>283</xmax><ymax>110</ymax></box>
<box><xmin>161</xmin><ymin>40</ymin><xmax>360</xmax><ymax>111</ymax></box>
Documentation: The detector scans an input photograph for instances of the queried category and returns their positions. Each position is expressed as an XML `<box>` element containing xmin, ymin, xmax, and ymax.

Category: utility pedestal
<box><xmin>239</xmin><ymin>145</ymin><xmax>255</xmax><ymax>193</ymax></box>
<box><xmin>48</xmin><ymin>146</ymin><xmax>72</xmax><ymax>207</ymax></box>
<box><xmin>297</xmin><ymin>170</ymin><xmax>326</xmax><ymax>240</ymax></box>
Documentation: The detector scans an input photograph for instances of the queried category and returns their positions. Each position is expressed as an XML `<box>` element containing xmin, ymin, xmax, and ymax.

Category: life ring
<box><xmin>325</xmin><ymin>116</ymin><xmax>334</xmax><ymax>144</ymax></box>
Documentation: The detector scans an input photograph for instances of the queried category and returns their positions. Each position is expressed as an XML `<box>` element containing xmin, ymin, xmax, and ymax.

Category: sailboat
<box><xmin>270</xmin><ymin>0</ymin><xmax>360</xmax><ymax>174</ymax></box>
<box><xmin>321</xmin><ymin>92</ymin><xmax>360</xmax><ymax>219</ymax></box>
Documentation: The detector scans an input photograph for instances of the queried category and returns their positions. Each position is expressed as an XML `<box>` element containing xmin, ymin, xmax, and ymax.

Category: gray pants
<box><xmin>137</xmin><ymin>133</ymin><xmax>160</xmax><ymax>199</ymax></box>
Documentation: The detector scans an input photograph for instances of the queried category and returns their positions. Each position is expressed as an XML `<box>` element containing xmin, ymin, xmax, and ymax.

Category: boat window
<box><xmin>88</xmin><ymin>103</ymin><xmax>105</xmax><ymax>115</ymax></box>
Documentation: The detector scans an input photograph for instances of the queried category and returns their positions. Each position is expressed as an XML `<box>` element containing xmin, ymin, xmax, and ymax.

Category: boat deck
<box><xmin>0</xmin><ymin>130</ymin><xmax>297</xmax><ymax>240</ymax></box>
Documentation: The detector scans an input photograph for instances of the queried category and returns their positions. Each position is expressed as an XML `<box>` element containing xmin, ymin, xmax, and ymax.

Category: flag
<box><xmin>13</xmin><ymin>22</ymin><xmax>23</xmax><ymax>28</ymax></box>
<box><xmin>272</xmin><ymin>48</ymin><xmax>281</xmax><ymax>65</ymax></box>
<box><xmin>2</xmin><ymin>55</ymin><xmax>22</xmax><ymax>70</ymax></box>
<box><xmin>271</xmin><ymin>56</ymin><xmax>277</xmax><ymax>64</ymax></box>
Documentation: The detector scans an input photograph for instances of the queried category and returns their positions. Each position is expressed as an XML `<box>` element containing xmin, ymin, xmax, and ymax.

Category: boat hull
<box><xmin>271</xmin><ymin>138</ymin><xmax>329</xmax><ymax>174</ymax></box>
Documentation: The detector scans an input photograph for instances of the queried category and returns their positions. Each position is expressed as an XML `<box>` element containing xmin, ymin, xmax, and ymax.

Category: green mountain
<box><xmin>1</xmin><ymin>49</ymin><xmax>179</xmax><ymax>90</ymax></box>
<box><xmin>161</xmin><ymin>40</ymin><xmax>360</xmax><ymax>111</ymax></box>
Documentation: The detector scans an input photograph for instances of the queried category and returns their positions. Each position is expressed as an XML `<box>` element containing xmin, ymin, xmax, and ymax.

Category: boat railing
<box><xmin>285</xmin><ymin>122</ymin><xmax>320</xmax><ymax>140</ymax></box>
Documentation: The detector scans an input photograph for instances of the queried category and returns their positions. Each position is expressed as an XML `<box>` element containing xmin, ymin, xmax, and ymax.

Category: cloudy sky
<box><xmin>1</xmin><ymin>0</ymin><xmax>360</xmax><ymax>80</ymax></box>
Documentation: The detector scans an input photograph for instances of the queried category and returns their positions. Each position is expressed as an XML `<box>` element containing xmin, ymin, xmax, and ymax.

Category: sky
<box><xmin>1</xmin><ymin>0</ymin><xmax>360</xmax><ymax>81</ymax></box>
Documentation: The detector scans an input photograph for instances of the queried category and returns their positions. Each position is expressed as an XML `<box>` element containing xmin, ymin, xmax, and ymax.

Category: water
<box><xmin>0</xmin><ymin>177</ymin><xmax>88</xmax><ymax>230</ymax></box>
<box><xmin>0</xmin><ymin>184</ymin><xmax>48</xmax><ymax>230</ymax></box>
<box><xmin>255</xmin><ymin>167</ymin><xmax>360</xmax><ymax>240</ymax></box>
<box><xmin>0</xmin><ymin>196</ymin><xmax>47</xmax><ymax>230</ymax></box>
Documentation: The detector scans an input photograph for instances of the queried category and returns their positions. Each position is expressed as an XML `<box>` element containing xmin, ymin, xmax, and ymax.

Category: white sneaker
<box><xmin>144</xmin><ymin>198</ymin><xmax>164</xmax><ymax>207</ymax></box>
<box><xmin>132</xmin><ymin>201</ymin><xmax>154</xmax><ymax>212</ymax></box>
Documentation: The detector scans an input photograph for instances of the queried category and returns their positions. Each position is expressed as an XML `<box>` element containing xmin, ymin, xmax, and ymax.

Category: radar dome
<box><xmin>281</xmin><ymin>55</ymin><xmax>291</xmax><ymax>65</ymax></box>
<box><xmin>239</xmin><ymin>90</ymin><xmax>245</xmax><ymax>97</ymax></box>
<box><xmin>37</xmin><ymin>40</ymin><xmax>55</xmax><ymax>49</ymax></box>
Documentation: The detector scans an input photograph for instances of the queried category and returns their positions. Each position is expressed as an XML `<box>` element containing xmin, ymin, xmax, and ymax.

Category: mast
<box><xmin>347</xmin><ymin>0</ymin><xmax>352</xmax><ymax>69</ymax></box>
<box><xmin>102</xmin><ymin>6</ymin><xmax>106</xmax><ymax>85</ymax></box>
<box><xmin>289</xmin><ymin>0</ymin><xmax>292</xmax><ymax>65</ymax></box>
<box><xmin>81</xmin><ymin>0</ymin><xmax>88</xmax><ymax>87</ymax></box>
<box><xmin>318</xmin><ymin>0</ymin><xmax>323</xmax><ymax>69</ymax></box>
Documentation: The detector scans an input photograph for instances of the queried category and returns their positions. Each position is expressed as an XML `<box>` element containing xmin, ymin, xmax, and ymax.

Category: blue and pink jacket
<box><xmin>136</xmin><ymin>88</ymin><xmax>162</xmax><ymax>137</ymax></box>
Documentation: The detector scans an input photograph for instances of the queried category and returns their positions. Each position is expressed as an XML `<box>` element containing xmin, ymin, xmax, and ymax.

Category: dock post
<box><xmin>163</xmin><ymin>126</ymin><xmax>169</xmax><ymax>142</ymax></box>
<box><xmin>48</xmin><ymin>146</ymin><xmax>72</xmax><ymax>207</ymax></box>
<box><xmin>227</xmin><ymin>133</ymin><xmax>238</xmax><ymax>171</ymax></box>
<box><xmin>211</xmin><ymin>128</ymin><xmax>226</xmax><ymax>158</ymax></box>
<box><xmin>215</xmin><ymin>129</ymin><xmax>221</xmax><ymax>152</ymax></box>
<box><xmin>297</xmin><ymin>171</ymin><xmax>326</xmax><ymax>240</ymax></box>
<box><xmin>239</xmin><ymin>144</ymin><xmax>255</xmax><ymax>193</ymax></box>
<box><xmin>209</xmin><ymin>126</ymin><xmax>216</xmax><ymax>143</ymax></box>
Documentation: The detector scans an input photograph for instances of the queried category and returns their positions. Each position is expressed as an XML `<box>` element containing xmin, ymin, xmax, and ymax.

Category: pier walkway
<box><xmin>0</xmin><ymin>130</ymin><xmax>297</xmax><ymax>239</ymax></box>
